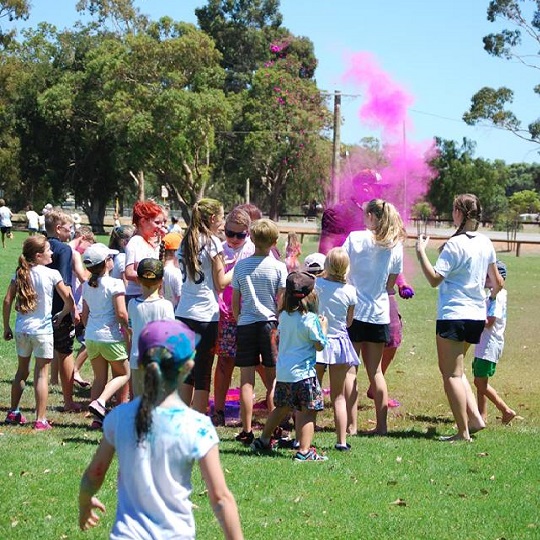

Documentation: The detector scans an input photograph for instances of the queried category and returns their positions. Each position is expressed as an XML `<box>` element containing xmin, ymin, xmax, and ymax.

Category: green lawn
<box><xmin>0</xmin><ymin>231</ymin><xmax>538</xmax><ymax>539</ymax></box>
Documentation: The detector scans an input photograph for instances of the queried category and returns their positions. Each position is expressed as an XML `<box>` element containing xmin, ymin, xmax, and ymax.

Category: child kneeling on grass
<box><xmin>251</xmin><ymin>271</ymin><xmax>329</xmax><ymax>462</ymax></box>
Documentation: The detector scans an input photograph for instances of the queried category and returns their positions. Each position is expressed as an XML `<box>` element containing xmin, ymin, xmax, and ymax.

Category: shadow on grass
<box><xmin>405</xmin><ymin>413</ymin><xmax>454</xmax><ymax>425</ymax></box>
<box><xmin>61</xmin><ymin>436</ymin><xmax>100</xmax><ymax>445</ymax></box>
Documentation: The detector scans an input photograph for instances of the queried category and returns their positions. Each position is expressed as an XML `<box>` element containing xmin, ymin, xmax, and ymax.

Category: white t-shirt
<box><xmin>26</xmin><ymin>210</ymin><xmax>39</xmax><ymax>230</ymax></box>
<box><xmin>163</xmin><ymin>263</ymin><xmax>183</xmax><ymax>309</ymax></box>
<box><xmin>0</xmin><ymin>205</ymin><xmax>12</xmax><ymax>227</ymax></box>
<box><xmin>232</xmin><ymin>255</ymin><xmax>288</xmax><ymax>325</ymax></box>
<box><xmin>315</xmin><ymin>278</ymin><xmax>357</xmax><ymax>338</ymax></box>
<box><xmin>343</xmin><ymin>230</ymin><xmax>403</xmax><ymax>324</ymax></box>
<box><xmin>128</xmin><ymin>297</ymin><xmax>175</xmax><ymax>368</ymax></box>
<box><xmin>82</xmin><ymin>276</ymin><xmax>126</xmax><ymax>342</ymax></box>
<box><xmin>277</xmin><ymin>311</ymin><xmax>327</xmax><ymax>383</ymax></box>
<box><xmin>125</xmin><ymin>236</ymin><xmax>160</xmax><ymax>296</ymax></box>
<box><xmin>474</xmin><ymin>289</ymin><xmax>507</xmax><ymax>363</ymax></box>
<box><xmin>103</xmin><ymin>398</ymin><xmax>219</xmax><ymax>540</ymax></box>
<box><xmin>175</xmin><ymin>234</ymin><xmax>223</xmax><ymax>322</ymax></box>
<box><xmin>434</xmin><ymin>232</ymin><xmax>497</xmax><ymax>320</ymax></box>
<box><xmin>111</xmin><ymin>253</ymin><xmax>126</xmax><ymax>281</ymax></box>
<box><xmin>14</xmin><ymin>265</ymin><xmax>62</xmax><ymax>335</ymax></box>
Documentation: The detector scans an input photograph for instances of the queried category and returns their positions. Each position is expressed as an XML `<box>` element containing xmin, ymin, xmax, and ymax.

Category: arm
<box><xmin>54</xmin><ymin>281</ymin><xmax>75</xmax><ymax>325</ymax></box>
<box><xmin>80</xmin><ymin>300</ymin><xmax>89</xmax><ymax>329</ymax></box>
<box><xmin>487</xmin><ymin>262</ymin><xmax>503</xmax><ymax>299</ymax></box>
<box><xmin>79</xmin><ymin>438</ymin><xmax>115</xmax><ymax>531</ymax></box>
<box><xmin>275</xmin><ymin>287</ymin><xmax>285</xmax><ymax>312</ymax></box>
<box><xmin>485</xmin><ymin>315</ymin><xmax>496</xmax><ymax>328</ymax></box>
<box><xmin>124</xmin><ymin>263</ymin><xmax>138</xmax><ymax>283</ymax></box>
<box><xmin>199</xmin><ymin>445</ymin><xmax>243</xmax><ymax>540</ymax></box>
<box><xmin>314</xmin><ymin>315</ymin><xmax>328</xmax><ymax>352</ymax></box>
<box><xmin>72</xmin><ymin>250</ymin><xmax>90</xmax><ymax>284</ymax></box>
<box><xmin>232</xmin><ymin>289</ymin><xmax>241</xmax><ymax>322</ymax></box>
<box><xmin>3</xmin><ymin>281</ymin><xmax>16</xmax><ymax>340</ymax></box>
<box><xmin>346</xmin><ymin>305</ymin><xmax>355</xmax><ymax>328</ymax></box>
<box><xmin>415</xmin><ymin>235</ymin><xmax>444</xmax><ymax>288</ymax></box>
<box><xmin>212</xmin><ymin>253</ymin><xmax>233</xmax><ymax>293</ymax></box>
<box><xmin>113</xmin><ymin>294</ymin><xmax>129</xmax><ymax>332</ymax></box>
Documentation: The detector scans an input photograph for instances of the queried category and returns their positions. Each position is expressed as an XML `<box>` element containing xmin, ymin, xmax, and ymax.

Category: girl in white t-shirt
<box><xmin>124</xmin><ymin>201</ymin><xmax>167</xmax><ymax>302</ymax></box>
<box><xmin>343</xmin><ymin>199</ymin><xmax>406</xmax><ymax>436</ymax></box>
<box><xmin>109</xmin><ymin>224</ymin><xmax>135</xmax><ymax>288</ymax></box>
<box><xmin>416</xmin><ymin>193</ymin><xmax>503</xmax><ymax>442</ymax></box>
<box><xmin>315</xmin><ymin>247</ymin><xmax>358</xmax><ymax>451</ymax></box>
<box><xmin>81</xmin><ymin>243</ymin><xmax>130</xmax><ymax>430</ymax></box>
<box><xmin>79</xmin><ymin>319</ymin><xmax>243</xmax><ymax>539</ymax></box>
<box><xmin>176</xmin><ymin>198</ymin><xmax>232</xmax><ymax>414</ymax></box>
<box><xmin>3</xmin><ymin>236</ymin><xmax>74</xmax><ymax>430</ymax></box>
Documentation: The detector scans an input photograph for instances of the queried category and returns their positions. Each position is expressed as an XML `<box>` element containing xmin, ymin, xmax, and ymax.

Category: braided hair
<box><xmin>450</xmin><ymin>194</ymin><xmax>482</xmax><ymax>238</ymax></box>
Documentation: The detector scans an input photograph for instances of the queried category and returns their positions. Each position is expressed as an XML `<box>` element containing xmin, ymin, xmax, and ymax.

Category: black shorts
<box><xmin>235</xmin><ymin>321</ymin><xmax>278</xmax><ymax>368</ymax></box>
<box><xmin>347</xmin><ymin>319</ymin><xmax>390</xmax><ymax>344</ymax></box>
<box><xmin>53</xmin><ymin>315</ymin><xmax>75</xmax><ymax>355</ymax></box>
<box><xmin>1</xmin><ymin>226</ymin><xmax>12</xmax><ymax>235</ymax></box>
<box><xmin>176</xmin><ymin>318</ymin><xmax>218</xmax><ymax>391</ymax></box>
<box><xmin>436</xmin><ymin>319</ymin><xmax>485</xmax><ymax>344</ymax></box>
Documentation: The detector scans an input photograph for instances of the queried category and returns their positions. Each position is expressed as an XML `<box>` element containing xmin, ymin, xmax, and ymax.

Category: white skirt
<box><xmin>318</xmin><ymin>334</ymin><xmax>360</xmax><ymax>366</ymax></box>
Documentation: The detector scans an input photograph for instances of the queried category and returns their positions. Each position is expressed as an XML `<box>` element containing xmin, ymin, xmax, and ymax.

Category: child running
<box><xmin>472</xmin><ymin>260</ymin><xmax>516</xmax><ymax>424</ymax></box>
<box><xmin>81</xmin><ymin>243</ymin><xmax>130</xmax><ymax>429</ymax></box>
<box><xmin>315</xmin><ymin>247</ymin><xmax>358</xmax><ymax>451</ymax></box>
<box><xmin>3</xmin><ymin>236</ymin><xmax>74</xmax><ymax>430</ymax></box>
<box><xmin>79</xmin><ymin>319</ymin><xmax>243</xmax><ymax>538</ymax></box>
<box><xmin>251</xmin><ymin>271</ymin><xmax>329</xmax><ymax>461</ymax></box>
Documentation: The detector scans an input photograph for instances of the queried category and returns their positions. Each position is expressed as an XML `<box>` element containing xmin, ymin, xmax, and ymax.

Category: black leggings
<box><xmin>176</xmin><ymin>318</ymin><xmax>218</xmax><ymax>391</ymax></box>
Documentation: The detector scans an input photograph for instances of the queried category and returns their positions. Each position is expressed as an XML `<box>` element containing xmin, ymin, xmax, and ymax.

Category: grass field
<box><xmin>0</xmin><ymin>231</ymin><xmax>538</xmax><ymax>539</ymax></box>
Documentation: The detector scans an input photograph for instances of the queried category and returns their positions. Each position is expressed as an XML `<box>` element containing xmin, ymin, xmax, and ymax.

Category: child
<box><xmin>109</xmin><ymin>224</ymin><xmax>135</xmax><ymax>287</ymax></box>
<box><xmin>212</xmin><ymin>207</ymin><xmax>255</xmax><ymax>426</ymax></box>
<box><xmin>45</xmin><ymin>209</ymin><xmax>81</xmax><ymax>412</ymax></box>
<box><xmin>251</xmin><ymin>271</ymin><xmax>328</xmax><ymax>461</ymax></box>
<box><xmin>315</xmin><ymin>247</ymin><xmax>358</xmax><ymax>451</ymax></box>
<box><xmin>25</xmin><ymin>204</ymin><xmax>39</xmax><ymax>236</ymax></box>
<box><xmin>79</xmin><ymin>319</ymin><xmax>243</xmax><ymax>538</ymax></box>
<box><xmin>473</xmin><ymin>260</ymin><xmax>515</xmax><ymax>424</ymax></box>
<box><xmin>124</xmin><ymin>200</ymin><xmax>167</xmax><ymax>304</ymax></box>
<box><xmin>0</xmin><ymin>198</ymin><xmax>13</xmax><ymax>248</ymax></box>
<box><xmin>303</xmin><ymin>252</ymin><xmax>326</xmax><ymax>276</ymax></box>
<box><xmin>161</xmin><ymin>232</ymin><xmax>183</xmax><ymax>310</ymax></box>
<box><xmin>232</xmin><ymin>218</ymin><xmax>288</xmax><ymax>445</ymax></box>
<box><xmin>128</xmin><ymin>258</ymin><xmax>175</xmax><ymax>397</ymax></box>
<box><xmin>81</xmin><ymin>243</ymin><xmax>130</xmax><ymax>429</ymax></box>
<box><xmin>343</xmin><ymin>199</ymin><xmax>406</xmax><ymax>436</ymax></box>
<box><xmin>3</xmin><ymin>236</ymin><xmax>74</xmax><ymax>430</ymax></box>
<box><xmin>285</xmin><ymin>231</ymin><xmax>301</xmax><ymax>272</ymax></box>
<box><xmin>176</xmin><ymin>198</ymin><xmax>231</xmax><ymax>414</ymax></box>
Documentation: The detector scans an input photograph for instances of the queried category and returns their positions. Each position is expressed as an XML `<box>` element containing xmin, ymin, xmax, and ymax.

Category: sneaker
<box><xmin>293</xmin><ymin>448</ymin><xmax>328</xmax><ymax>462</ymax></box>
<box><xmin>334</xmin><ymin>443</ymin><xmax>351</xmax><ymax>452</ymax></box>
<box><xmin>235</xmin><ymin>430</ymin><xmax>254</xmax><ymax>445</ymax></box>
<box><xmin>278</xmin><ymin>437</ymin><xmax>300</xmax><ymax>450</ymax></box>
<box><xmin>211</xmin><ymin>410</ymin><xmax>225</xmax><ymax>427</ymax></box>
<box><xmin>34</xmin><ymin>419</ymin><xmax>52</xmax><ymax>431</ymax></box>
<box><xmin>388</xmin><ymin>398</ymin><xmax>401</xmax><ymax>408</ymax></box>
<box><xmin>88</xmin><ymin>399</ymin><xmax>106</xmax><ymax>420</ymax></box>
<box><xmin>5</xmin><ymin>410</ymin><xmax>27</xmax><ymax>425</ymax></box>
<box><xmin>250</xmin><ymin>437</ymin><xmax>275</xmax><ymax>453</ymax></box>
<box><xmin>89</xmin><ymin>419</ymin><xmax>103</xmax><ymax>431</ymax></box>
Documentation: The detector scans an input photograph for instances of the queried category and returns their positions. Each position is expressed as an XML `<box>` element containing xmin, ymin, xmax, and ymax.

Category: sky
<box><xmin>9</xmin><ymin>0</ymin><xmax>540</xmax><ymax>165</ymax></box>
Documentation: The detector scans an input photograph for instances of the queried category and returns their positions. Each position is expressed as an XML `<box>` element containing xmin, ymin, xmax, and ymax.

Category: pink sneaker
<box><xmin>34</xmin><ymin>419</ymin><xmax>52</xmax><ymax>431</ymax></box>
<box><xmin>5</xmin><ymin>410</ymin><xmax>27</xmax><ymax>425</ymax></box>
<box><xmin>388</xmin><ymin>398</ymin><xmax>401</xmax><ymax>408</ymax></box>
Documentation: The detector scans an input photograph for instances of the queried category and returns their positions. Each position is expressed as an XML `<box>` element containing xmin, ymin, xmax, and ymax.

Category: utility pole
<box><xmin>331</xmin><ymin>90</ymin><xmax>342</xmax><ymax>205</ymax></box>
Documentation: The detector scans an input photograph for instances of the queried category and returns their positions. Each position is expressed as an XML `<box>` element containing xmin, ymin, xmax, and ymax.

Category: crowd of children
<box><xmin>1</xmin><ymin>193</ymin><xmax>516</xmax><ymax>536</ymax></box>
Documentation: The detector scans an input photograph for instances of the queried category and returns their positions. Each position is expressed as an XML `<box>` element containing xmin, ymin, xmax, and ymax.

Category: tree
<box><xmin>0</xmin><ymin>0</ymin><xmax>30</xmax><ymax>47</ymax></box>
<box><xmin>463</xmin><ymin>0</ymin><xmax>540</xmax><ymax>144</ymax></box>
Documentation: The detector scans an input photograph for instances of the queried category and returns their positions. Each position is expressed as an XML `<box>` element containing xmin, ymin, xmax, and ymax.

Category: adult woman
<box><xmin>416</xmin><ymin>193</ymin><xmax>503</xmax><ymax>441</ymax></box>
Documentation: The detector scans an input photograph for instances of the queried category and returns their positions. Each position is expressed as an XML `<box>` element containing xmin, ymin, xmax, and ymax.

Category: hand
<box><xmin>416</xmin><ymin>234</ymin><xmax>430</xmax><ymax>253</ymax></box>
<box><xmin>318</xmin><ymin>314</ymin><xmax>328</xmax><ymax>334</ymax></box>
<box><xmin>79</xmin><ymin>496</ymin><xmax>106</xmax><ymax>531</ymax></box>
<box><xmin>4</xmin><ymin>328</ymin><xmax>13</xmax><ymax>341</ymax></box>
<box><xmin>398</xmin><ymin>284</ymin><xmax>415</xmax><ymax>299</ymax></box>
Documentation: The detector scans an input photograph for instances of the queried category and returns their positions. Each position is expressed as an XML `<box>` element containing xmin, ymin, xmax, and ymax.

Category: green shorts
<box><xmin>472</xmin><ymin>357</ymin><xmax>497</xmax><ymax>378</ymax></box>
<box><xmin>86</xmin><ymin>340</ymin><xmax>128</xmax><ymax>362</ymax></box>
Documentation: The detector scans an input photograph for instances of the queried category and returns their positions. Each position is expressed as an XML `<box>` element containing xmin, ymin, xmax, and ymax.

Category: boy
<box><xmin>232</xmin><ymin>218</ymin><xmax>288</xmax><ymax>445</ymax></box>
<box><xmin>473</xmin><ymin>260</ymin><xmax>516</xmax><ymax>424</ymax></box>
<box><xmin>45</xmin><ymin>209</ymin><xmax>81</xmax><ymax>412</ymax></box>
<box><xmin>128</xmin><ymin>258</ymin><xmax>175</xmax><ymax>396</ymax></box>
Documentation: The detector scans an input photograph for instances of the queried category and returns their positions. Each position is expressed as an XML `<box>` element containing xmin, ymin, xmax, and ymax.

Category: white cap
<box><xmin>303</xmin><ymin>252</ymin><xmax>326</xmax><ymax>274</ymax></box>
<box><xmin>82</xmin><ymin>243</ymin><xmax>119</xmax><ymax>267</ymax></box>
<box><xmin>42</xmin><ymin>203</ymin><xmax>53</xmax><ymax>214</ymax></box>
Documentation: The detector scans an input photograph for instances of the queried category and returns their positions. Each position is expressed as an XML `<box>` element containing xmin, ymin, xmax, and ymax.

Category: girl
<box><xmin>81</xmin><ymin>243</ymin><xmax>130</xmax><ymax>429</ymax></box>
<box><xmin>2</xmin><ymin>236</ymin><xmax>74</xmax><ymax>430</ymax></box>
<box><xmin>124</xmin><ymin>201</ymin><xmax>167</xmax><ymax>304</ymax></box>
<box><xmin>79</xmin><ymin>319</ymin><xmax>243</xmax><ymax>538</ymax></box>
<box><xmin>343</xmin><ymin>199</ymin><xmax>406</xmax><ymax>436</ymax></box>
<box><xmin>416</xmin><ymin>193</ymin><xmax>503</xmax><ymax>442</ymax></box>
<box><xmin>251</xmin><ymin>271</ymin><xmax>328</xmax><ymax>461</ymax></box>
<box><xmin>315</xmin><ymin>248</ymin><xmax>358</xmax><ymax>450</ymax></box>
<box><xmin>176</xmin><ymin>198</ymin><xmax>232</xmax><ymax>414</ymax></box>
<box><xmin>109</xmin><ymin>224</ymin><xmax>135</xmax><ymax>288</ymax></box>
<box><xmin>285</xmin><ymin>231</ymin><xmax>301</xmax><ymax>272</ymax></box>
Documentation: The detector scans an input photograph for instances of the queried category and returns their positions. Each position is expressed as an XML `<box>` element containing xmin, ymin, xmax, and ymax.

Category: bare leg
<box><xmin>34</xmin><ymin>358</ymin><xmax>51</xmax><ymax>421</ymax></box>
<box><xmin>56</xmin><ymin>350</ymin><xmax>79</xmax><ymax>411</ymax></box>
<box><xmin>213</xmin><ymin>355</ymin><xmax>235</xmax><ymax>413</ymax></box>
<box><xmin>295</xmin><ymin>408</ymin><xmax>317</xmax><ymax>454</ymax></box>
<box><xmin>263</xmin><ymin>366</ymin><xmax>276</xmax><ymax>412</ymax></box>
<box><xmin>462</xmin><ymin>373</ymin><xmax>485</xmax><ymax>433</ymax></box>
<box><xmin>368</xmin><ymin>346</ymin><xmax>396</xmax><ymax>399</ymax></box>
<box><xmin>329</xmin><ymin>364</ymin><xmax>349</xmax><ymax>446</ymax></box>
<box><xmin>361</xmin><ymin>341</ymin><xmax>387</xmax><ymax>435</ymax></box>
<box><xmin>474</xmin><ymin>376</ymin><xmax>516</xmax><ymax>424</ymax></box>
<box><xmin>90</xmin><ymin>356</ymin><xmax>108</xmax><ymax>402</ymax></box>
<box><xmin>50</xmin><ymin>355</ymin><xmax>59</xmax><ymax>385</ymax></box>
<box><xmin>315</xmin><ymin>363</ymin><xmax>326</xmax><ymax>387</ymax></box>
<box><xmin>345</xmin><ymin>364</ymin><xmax>359</xmax><ymax>435</ymax></box>
<box><xmin>11</xmin><ymin>356</ymin><xmax>31</xmax><ymax>410</ymax></box>
<box><xmin>261</xmin><ymin>405</ymin><xmax>291</xmax><ymax>441</ymax></box>
<box><xmin>73</xmin><ymin>346</ymin><xmax>90</xmax><ymax>386</ymax></box>
<box><xmin>240</xmin><ymin>366</ymin><xmax>256</xmax><ymax>433</ymax></box>
<box><xmin>436</xmin><ymin>336</ymin><xmax>470</xmax><ymax>441</ymax></box>
<box><xmin>98</xmin><ymin>360</ymin><xmax>130</xmax><ymax>404</ymax></box>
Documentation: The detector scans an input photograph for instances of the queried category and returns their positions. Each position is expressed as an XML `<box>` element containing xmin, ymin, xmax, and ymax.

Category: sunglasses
<box><xmin>225</xmin><ymin>229</ymin><xmax>248</xmax><ymax>240</ymax></box>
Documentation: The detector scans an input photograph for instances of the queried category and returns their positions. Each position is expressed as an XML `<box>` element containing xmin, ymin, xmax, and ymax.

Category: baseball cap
<box><xmin>303</xmin><ymin>252</ymin><xmax>326</xmax><ymax>274</ymax></box>
<box><xmin>138</xmin><ymin>319</ymin><xmax>200</xmax><ymax>369</ymax></box>
<box><xmin>82</xmin><ymin>243</ymin><xmax>119</xmax><ymax>267</ymax></box>
<box><xmin>137</xmin><ymin>258</ymin><xmax>164</xmax><ymax>280</ymax></box>
<box><xmin>286</xmin><ymin>271</ymin><xmax>315</xmax><ymax>299</ymax></box>
<box><xmin>496</xmin><ymin>260</ymin><xmax>507</xmax><ymax>280</ymax></box>
<box><xmin>162</xmin><ymin>232</ymin><xmax>182</xmax><ymax>251</ymax></box>
<box><xmin>42</xmin><ymin>203</ymin><xmax>53</xmax><ymax>214</ymax></box>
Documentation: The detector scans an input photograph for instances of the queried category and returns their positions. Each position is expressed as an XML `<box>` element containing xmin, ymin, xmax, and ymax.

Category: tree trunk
<box><xmin>129</xmin><ymin>170</ymin><xmax>145</xmax><ymax>201</ymax></box>
<box><xmin>83</xmin><ymin>197</ymin><xmax>108</xmax><ymax>234</ymax></box>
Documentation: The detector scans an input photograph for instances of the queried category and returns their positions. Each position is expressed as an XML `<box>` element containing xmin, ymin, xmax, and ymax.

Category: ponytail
<box><xmin>365</xmin><ymin>199</ymin><xmax>406</xmax><ymax>249</ymax></box>
<box><xmin>135</xmin><ymin>362</ymin><xmax>162</xmax><ymax>444</ymax></box>
<box><xmin>450</xmin><ymin>193</ymin><xmax>482</xmax><ymax>238</ymax></box>
<box><xmin>15</xmin><ymin>236</ymin><xmax>48</xmax><ymax>314</ymax></box>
